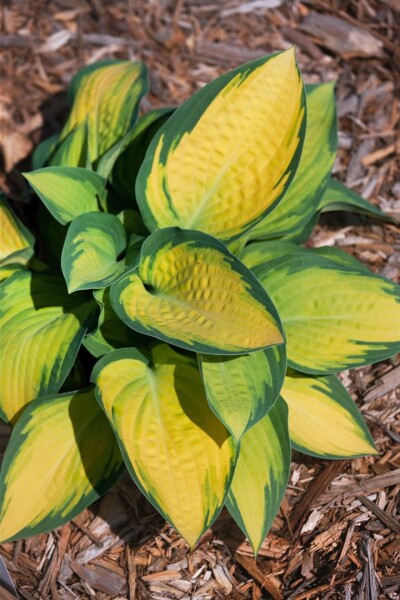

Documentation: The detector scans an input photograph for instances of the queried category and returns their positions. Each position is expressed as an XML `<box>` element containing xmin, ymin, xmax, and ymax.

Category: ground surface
<box><xmin>0</xmin><ymin>0</ymin><xmax>399</xmax><ymax>598</ymax></box>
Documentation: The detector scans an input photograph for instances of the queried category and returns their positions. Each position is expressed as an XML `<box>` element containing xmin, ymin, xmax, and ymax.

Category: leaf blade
<box><xmin>225</xmin><ymin>397</ymin><xmax>290</xmax><ymax>554</ymax></box>
<box><xmin>92</xmin><ymin>344</ymin><xmax>237</xmax><ymax>547</ymax></box>
<box><xmin>110</xmin><ymin>228</ymin><xmax>284</xmax><ymax>355</ymax></box>
<box><xmin>0</xmin><ymin>388</ymin><xmax>123</xmax><ymax>543</ymax></box>
<box><xmin>137</xmin><ymin>49</ymin><xmax>305</xmax><ymax>242</ymax></box>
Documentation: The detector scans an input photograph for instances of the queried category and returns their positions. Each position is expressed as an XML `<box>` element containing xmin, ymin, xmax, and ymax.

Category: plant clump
<box><xmin>0</xmin><ymin>49</ymin><xmax>399</xmax><ymax>553</ymax></box>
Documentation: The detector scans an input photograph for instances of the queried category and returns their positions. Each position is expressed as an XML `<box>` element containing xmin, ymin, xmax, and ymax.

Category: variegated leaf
<box><xmin>319</xmin><ymin>178</ymin><xmax>398</xmax><ymax>224</ymax></box>
<box><xmin>0</xmin><ymin>388</ymin><xmax>123</xmax><ymax>543</ymax></box>
<box><xmin>225</xmin><ymin>397</ymin><xmax>290</xmax><ymax>554</ymax></box>
<box><xmin>199</xmin><ymin>345</ymin><xmax>286</xmax><ymax>440</ymax></box>
<box><xmin>249</xmin><ymin>82</ymin><xmax>337</xmax><ymax>240</ymax></box>
<box><xmin>0</xmin><ymin>195</ymin><xmax>34</xmax><ymax>265</ymax></box>
<box><xmin>59</xmin><ymin>60</ymin><xmax>147</xmax><ymax>167</ymax></box>
<box><xmin>281</xmin><ymin>371</ymin><xmax>376</xmax><ymax>458</ymax></box>
<box><xmin>24</xmin><ymin>167</ymin><xmax>107</xmax><ymax>224</ymax></box>
<box><xmin>137</xmin><ymin>49</ymin><xmax>305</xmax><ymax>242</ymax></box>
<box><xmin>92</xmin><ymin>344</ymin><xmax>236</xmax><ymax>547</ymax></box>
<box><xmin>61</xmin><ymin>212</ymin><xmax>130</xmax><ymax>293</ymax></box>
<box><xmin>0</xmin><ymin>271</ymin><xmax>96</xmax><ymax>423</ymax></box>
<box><xmin>252</xmin><ymin>252</ymin><xmax>400</xmax><ymax>373</ymax></box>
<box><xmin>110</xmin><ymin>228</ymin><xmax>284</xmax><ymax>355</ymax></box>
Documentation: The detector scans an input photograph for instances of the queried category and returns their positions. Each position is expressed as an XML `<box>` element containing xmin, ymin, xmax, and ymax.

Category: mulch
<box><xmin>0</xmin><ymin>0</ymin><xmax>399</xmax><ymax>598</ymax></box>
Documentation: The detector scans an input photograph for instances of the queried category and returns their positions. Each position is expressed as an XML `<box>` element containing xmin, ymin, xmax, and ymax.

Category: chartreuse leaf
<box><xmin>92</xmin><ymin>344</ymin><xmax>236</xmax><ymax>547</ymax></box>
<box><xmin>225</xmin><ymin>397</ymin><xmax>290</xmax><ymax>554</ymax></box>
<box><xmin>61</xmin><ymin>212</ymin><xmax>131</xmax><ymax>293</ymax></box>
<box><xmin>0</xmin><ymin>271</ymin><xmax>96</xmax><ymax>424</ymax></box>
<box><xmin>199</xmin><ymin>345</ymin><xmax>286</xmax><ymax>441</ymax></box>
<box><xmin>0</xmin><ymin>196</ymin><xmax>34</xmax><ymax>264</ymax></box>
<box><xmin>319</xmin><ymin>178</ymin><xmax>398</xmax><ymax>224</ymax></box>
<box><xmin>23</xmin><ymin>167</ymin><xmax>106</xmax><ymax>224</ymax></box>
<box><xmin>253</xmin><ymin>252</ymin><xmax>400</xmax><ymax>374</ymax></box>
<box><xmin>83</xmin><ymin>288</ymin><xmax>150</xmax><ymax>357</ymax></box>
<box><xmin>281</xmin><ymin>371</ymin><xmax>376</xmax><ymax>458</ymax></box>
<box><xmin>0</xmin><ymin>388</ymin><xmax>124</xmax><ymax>543</ymax></box>
<box><xmin>137</xmin><ymin>49</ymin><xmax>305</xmax><ymax>242</ymax></box>
<box><xmin>250</xmin><ymin>82</ymin><xmax>337</xmax><ymax>241</ymax></box>
<box><xmin>110</xmin><ymin>228</ymin><xmax>284</xmax><ymax>355</ymax></box>
<box><xmin>60</xmin><ymin>60</ymin><xmax>147</xmax><ymax>167</ymax></box>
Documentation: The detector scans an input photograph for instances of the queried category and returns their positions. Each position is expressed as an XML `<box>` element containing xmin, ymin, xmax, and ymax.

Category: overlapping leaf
<box><xmin>319</xmin><ymin>178</ymin><xmax>398</xmax><ymax>223</ymax></box>
<box><xmin>0</xmin><ymin>271</ymin><xmax>96</xmax><ymax>423</ymax></box>
<box><xmin>0</xmin><ymin>195</ymin><xmax>34</xmax><ymax>267</ymax></box>
<box><xmin>59</xmin><ymin>60</ymin><xmax>147</xmax><ymax>167</ymax></box>
<box><xmin>92</xmin><ymin>344</ymin><xmax>236</xmax><ymax>546</ymax></box>
<box><xmin>225</xmin><ymin>397</ymin><xmax>290</xmax><ymax>554</ymax></box>
<box><xmin>137</xmin><ymin>49</ymin><xmax>305</xmax><ymax>242</ymax></box>
<box><xmin>111</xmin><ymin>228</ymin><xmax>284</xmax><ymax>354</ymax></box>
<box><xmin>61</xmin><ymin>212</ymin><xmax>129</xmax><ymax>293</ymax></box>
<box><xmin>83</xmin><ymin>288</ymin><xmax>150</xmax><ymax>357</ymax></box>
<box><xmin>24</xmin><ymin>167</ymin><xmax>107</xmax><ymax>224</ymax></box>
<box><xmin>281</xmin><ymin>371</ymin><xmax>376</xmax><ymax>458</ymax></box>
<box><xmin>252</xmin><ymin>251</ymin><xmax>400</xmax><ymax>373</ymax></box>
<box><xmin>249</xmin><ymin>82</ymin><xmax>337</xmax><ymax>240</ymax></box>
<box><xmin>111</xmin><ymin>108</ymin><xmax>174</xmax><ymax>200</ymax></box>
<box><xmin>199</xmin><ymin>345</ymin><xmax>286</xmax><ymax>440</ymax></box>
<box><xmin>0</xmin><ymin>388</ymin><xmax>123</xmax><ymax>543</ymax></box>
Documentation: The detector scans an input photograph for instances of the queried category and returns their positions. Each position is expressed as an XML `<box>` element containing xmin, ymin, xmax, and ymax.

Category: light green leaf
<box><xmin>24</xmin><ymin>166</ymin><xmax>107</xmax><ymax>224</ymax></box>
<box><xmin>92</xmin><ymin>344</ymin><xmax>237</xmax><ymax>547</ymax></box>
<box><xmin>225</xmin><ymin>397</ymin><xmax>290</xmax><ymax>554</ymax></box>
<box><xmin>110</xmin><ymin>228</ymin><xmax>284</xmax><ymax>355</ymax></box>
<box><xmin>0</xmin><ymin>388</ymin><xmax>123</xmax><ymax>543</ymax></box>
<box><xmin>199</xmin><ymin>345</ymin><xmax>286</xmax><ymax>440</ymax></box>
<box><xmin>61</xmin><ymin>212</ymin><xmax>132</xmax><ymax>293</ymax></box>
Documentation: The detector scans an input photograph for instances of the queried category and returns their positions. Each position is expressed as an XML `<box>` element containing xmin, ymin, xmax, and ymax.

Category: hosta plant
<box><xmin>0</xmin><ymin>50</ymin><xmax>399</xmax><ymax>553</ymax></box>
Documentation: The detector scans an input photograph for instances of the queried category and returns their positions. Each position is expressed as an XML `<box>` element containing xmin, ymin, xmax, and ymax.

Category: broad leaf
<box><xmin>83</xmin><ymin>288</ymin><xmax>150</xmax><ymax>357</ymax></box>
<box><xmin>319</xmin><ymin>178</ymin><xmax>398</xmax><ymax>224</ymax></box>
<box><xmin>110</xmin><ymin>228</ymin><xmax>284</xmax><ymax>355</ymax></box>
<box><xmin>281</xmin><ymin>371</ymin><xmax>376</xmax><ymax>458</ymax></box>
<box><xmin>199</xmin><ymin>345</ymin><xmax>286</xmax><ymax>440</ymax></box>
<box><xmin>60</xmin><ymin>60</ymin><xmax>148</xmax><ymax>167</ymax></box>
<box><xmin>0</xmin><ymin>271</ymin><xmax>96</xmax><ymax>423</ymax></box>
<box><xmin>226</xmin><ymin>397</ymin><xmax>290</xmax><ymax>554</ymax></box>
<box><xmin>0</xmin><ymin>388</ymin><xmax>123</xmax><ymax>543</ymax></box>
<box><xmin>0</xmin><ymin>196</ymin><xmax>34</xmax><ymax>263</ymax></box>
<box><xmin>250</xmin><ymin>82</ymin><xmax>337</xmax><ymax>240</ymax></box>
<box><xmin>253</xmin><ymin>252</ymin><xmax>400</xmax><ymax>373</ymax></box>
<box><xmin>61</xmin><ymin>212</ymin><xmax>130</xmax><ymax>293</ymax></box>
<box><xmin>24</xmin><ymin>167</ymin><xmax>106</xmax><ymax>224</ymax></box>
<box><xmin>137</xmin><ymin>49</ymin><xmax>305</xmax><ymax>242</ymax></box>
<box><xmin>92</xmin><ymin>344</ymin><xmax>237</xmax><ymax>547</ymax></box>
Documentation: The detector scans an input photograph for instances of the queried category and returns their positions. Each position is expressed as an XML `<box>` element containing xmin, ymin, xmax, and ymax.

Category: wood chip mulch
<box><xmin>0</xmin><ymin>0</ymin><xmax>399</xmax><ymax>598</ymax></box>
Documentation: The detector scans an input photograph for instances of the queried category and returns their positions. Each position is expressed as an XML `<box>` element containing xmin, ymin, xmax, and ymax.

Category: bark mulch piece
<box><xmin>0</xmin><ymin>0</ymin><xmax>399</xmax><ymax>598</ymax></box>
